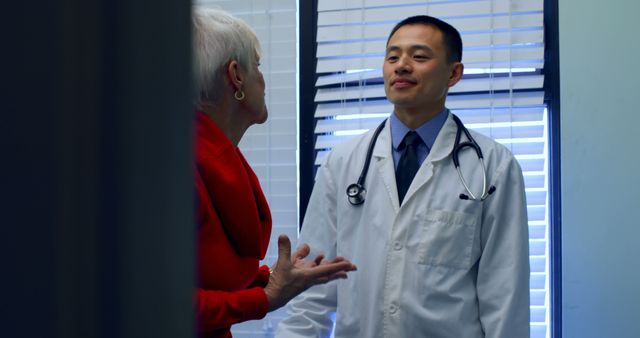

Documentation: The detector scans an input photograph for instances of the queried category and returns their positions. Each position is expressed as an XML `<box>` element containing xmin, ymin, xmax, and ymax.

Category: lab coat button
<box><xmin>393</xmin><ymin>241</ymin><xmax>403</xmax><ymax>250</ymax></box>
<box><xmin>389</xmin><ymin>304</ymin><xmax>398</xmax><ymax>314</ymax></box>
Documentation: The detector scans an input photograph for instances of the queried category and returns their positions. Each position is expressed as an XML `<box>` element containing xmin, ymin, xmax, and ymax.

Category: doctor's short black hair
<box><xmin>386</xmin><ymin>15</ymin><xmax>463</xmax><ymax>64</ymax></box>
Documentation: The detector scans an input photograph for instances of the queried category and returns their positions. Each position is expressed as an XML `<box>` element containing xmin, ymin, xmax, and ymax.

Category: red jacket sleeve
<box><xmin>248</xmin><ymin>265</ymin><xmax>270</xmax><ymax>288</ymax></box>
<box><xmin>196</xmin><ymin>286</ymin><xmax>269</xmax><ymax>332</ymax></box>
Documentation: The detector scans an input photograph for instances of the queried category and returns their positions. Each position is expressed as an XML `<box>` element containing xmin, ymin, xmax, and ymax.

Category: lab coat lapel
<box><xmin>426</xmin><ymin>113</ymin><xmax>458</xmax><ymax>163</ymax></box>
<box><xmin>372</xmin><ymin>119</ymin><xmax>401</xmax><ymax>212</ymax></box>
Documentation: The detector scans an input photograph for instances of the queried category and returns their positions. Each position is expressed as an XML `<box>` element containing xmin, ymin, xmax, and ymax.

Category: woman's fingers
<box><xmin>305</xmin><ymin>260</ymin><xmax>357</xmax><ymax>280</ymax></box>
<box><xmin>313</xmin><ymin>254</ymin><xmax>325</xmax><ymax>266</ymax></box>
<box><xmin>293</xmin><ymin>243</ymin><xmax>311</xmax><ymax>261</ymax></box>
<box><xmin>276</xmin><ymin>235</ymin><xmax>292</xmax><ymax>268</ymax></box>
<box><xmin>328</xmin><ymin>256</ymin><xmax>347</xmax><ymax>263</ymax></box>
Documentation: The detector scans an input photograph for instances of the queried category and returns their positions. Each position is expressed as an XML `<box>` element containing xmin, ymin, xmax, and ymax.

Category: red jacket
<box><xmin>194</xmin><ymin>111</ymin><xmax>272</xmax><ymax>338</ymax></box>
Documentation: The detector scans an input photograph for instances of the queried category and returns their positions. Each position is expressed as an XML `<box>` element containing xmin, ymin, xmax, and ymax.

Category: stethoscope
<box><xmin>346</xmin><ymin>114</ymin><xmax>496</xmax><ymax>205</ymax></box>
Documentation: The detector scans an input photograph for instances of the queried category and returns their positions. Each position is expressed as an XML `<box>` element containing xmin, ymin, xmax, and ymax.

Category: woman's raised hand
<box><xmin>264</xmin><ymin>235</ymin><xmax>357</xmax><ymax>311</ymax></box>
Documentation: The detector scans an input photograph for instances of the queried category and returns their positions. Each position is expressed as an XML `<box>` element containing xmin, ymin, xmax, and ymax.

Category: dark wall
<box><xmin>1</xmin><ymin>1</ymin><xmax>195</xmax><ymax>337</ymax></box>
<box><xmin>298</xmin><ymin>0</ymin><xmax>318</xmax><ymax>223</ymax></box>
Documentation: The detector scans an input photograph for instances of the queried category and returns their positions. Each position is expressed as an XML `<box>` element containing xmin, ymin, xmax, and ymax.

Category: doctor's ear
<box><xmin>447</xmin><ymin>62</ymin><xmax>464</xmax><ymax>87</ymax></box>
<box><xmin>226</xmin><ymin>60</ymin><xmax>245</xmax><ymax>92</ymax></box>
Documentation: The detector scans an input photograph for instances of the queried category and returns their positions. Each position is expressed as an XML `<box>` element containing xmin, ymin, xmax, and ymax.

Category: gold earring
<box><xmin>234</xmin><ymin>89</ymin><xmax>245</xmax><ymax>101</ymax></box>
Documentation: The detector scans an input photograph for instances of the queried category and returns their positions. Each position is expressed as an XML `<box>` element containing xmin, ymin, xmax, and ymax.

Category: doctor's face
<box><xmin>383</xmin><ymin>24</ymin><xmax>462</xmax><ymax>115</ymax></box>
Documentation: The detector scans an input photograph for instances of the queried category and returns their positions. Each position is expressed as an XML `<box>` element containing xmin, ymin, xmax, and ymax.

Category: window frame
<box><xmin>544</xmin><ymin>0</ymin><xmax>562</xmax><ymax>336</ymax></box>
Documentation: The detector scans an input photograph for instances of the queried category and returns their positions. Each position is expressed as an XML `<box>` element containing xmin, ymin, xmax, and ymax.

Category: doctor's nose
<box><xmin>394</xmin><ymin>57</ymin><xmax>412</xmax><ymax>74</ymax></box>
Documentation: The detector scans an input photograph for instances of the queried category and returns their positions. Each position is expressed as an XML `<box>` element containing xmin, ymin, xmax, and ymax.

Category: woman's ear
<box><xmin>226</xmin><ymin>60</ymin><xmax>245</xmax><ymax>91</ymax></box>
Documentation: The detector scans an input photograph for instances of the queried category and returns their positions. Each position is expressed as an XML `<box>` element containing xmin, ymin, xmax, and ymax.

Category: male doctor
<box><xmin>277</xmin><ymin>15</ymin><xmax>529</xmax><ymax>338</ymax></box>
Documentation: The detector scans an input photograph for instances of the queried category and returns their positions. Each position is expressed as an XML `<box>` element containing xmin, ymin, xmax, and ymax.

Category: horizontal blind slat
<box><xmin>318</xmin><ymin>0</ymin><xmax>542</xmax><ymax>25</ymax></box>
<box><xmin>318</xmin><ymin>13</ymin><xmax>543</xmax><ymax>42</ymax></box>
<box><xmin>317</xmin><ymin>30</ymin><xmax>543</xmax><ymax>58</ymax></box>
<box><xmin>317</xmin><ymin>65</ymin><xmax>542</xmax><ymax>86</ymax></box>
<box><xmin>318</xmin><ymin>0</ymin><xmax>541</xmax><ymax>13</ymax></box>
<box><xmin>316</xmin><ymin>46</ymin><xmax>544</xmax><ymax>73</ymax></box>
<box><xmin>316</xmin><ymin>119</ymin><xmax>545</xmax><ymax>141</ymax></box>
<box><xmin>314</xmin><ymin>91</ymin><xmax>545</xmax><ymax>118</ymax></box>
<box><xmin>199</xmin><ymin>0</ymin><xmax>294</xmax><ymax>13</ymax></box>
<box><xmin>315</xmin><ymin>75</ymin><xmax>544</xmax><ymax>102</ymax></box>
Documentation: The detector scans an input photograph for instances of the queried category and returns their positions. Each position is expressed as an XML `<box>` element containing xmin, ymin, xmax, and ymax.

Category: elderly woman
<box><xmin>192</xmin><ymin>8</ymin><xmax>356</xmax><ymax>338</ymax></box>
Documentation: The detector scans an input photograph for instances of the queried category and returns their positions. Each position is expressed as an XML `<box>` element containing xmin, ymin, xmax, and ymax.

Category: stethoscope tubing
<box><xmin>451</xmin><ymin>114</ymin><xmax>494</xmax><ymax>201</ymax></box>
<box><xmin>347</xmin><ymin>113</ymin><xmax>495</xmax><ymax>205</ymax></box>
<box><xmin>357</xmin><ymin>120</ymin><xmax>387</xmax><ymax>188</ymax></box>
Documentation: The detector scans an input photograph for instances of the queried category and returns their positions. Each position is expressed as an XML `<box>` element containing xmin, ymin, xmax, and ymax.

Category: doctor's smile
<box><xmin>389</xmin><ymin>77</ymin><xmax>417</xmax><ymax>89</ymax></box>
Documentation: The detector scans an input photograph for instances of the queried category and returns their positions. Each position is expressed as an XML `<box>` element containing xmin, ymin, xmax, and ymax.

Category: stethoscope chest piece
<box><xmin>345</xmin><ymin>119</ymin><xmax>387</xmax><ymax>206</ymax></box>
<box><xmin>347</xmin><ymin>183</ymin><xmax>366</xmax><ymax>205</ymax></box>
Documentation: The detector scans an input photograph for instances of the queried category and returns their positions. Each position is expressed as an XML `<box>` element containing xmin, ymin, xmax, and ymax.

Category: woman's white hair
<box><xmin>192</xmin><ymin>7</ymin><xmax>261</xmax><ymax>106</ymax></box>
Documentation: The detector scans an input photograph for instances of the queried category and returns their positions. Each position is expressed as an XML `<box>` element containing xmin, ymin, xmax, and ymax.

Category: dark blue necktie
<box><xmin>396</xmin><ymin>131</ymin><xmax>422</xmax><ymax>205</ymax></box>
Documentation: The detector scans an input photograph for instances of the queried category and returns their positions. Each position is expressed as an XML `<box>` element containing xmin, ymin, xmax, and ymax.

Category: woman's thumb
<box><xmin>276</xmin><ymin>235</ymin><xmax>292</xmax><ymax>266</ymax></box>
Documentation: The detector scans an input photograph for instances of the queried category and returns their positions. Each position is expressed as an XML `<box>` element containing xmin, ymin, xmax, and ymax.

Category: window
<box><xmin>195</xmin><ymin>0</ymin><xmax>299</xmax><ymax>336</ymax></box>
<box><xmin>301</xmin><ymin>0</ymin><xmax>552</xmax><ymax>337</ymax></box>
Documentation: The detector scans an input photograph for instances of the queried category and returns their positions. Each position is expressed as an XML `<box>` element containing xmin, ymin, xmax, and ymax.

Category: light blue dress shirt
<box><xmin>390</xmin><ymin>108</ymin><xmax>449</xmax><ymax>169</ymax></box>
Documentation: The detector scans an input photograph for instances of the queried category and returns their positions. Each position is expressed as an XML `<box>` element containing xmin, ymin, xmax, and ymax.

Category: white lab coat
<box><xmin>277</xmin><ymin>113</ymin><xmax>530</xmax><ymax>338</ymax></box>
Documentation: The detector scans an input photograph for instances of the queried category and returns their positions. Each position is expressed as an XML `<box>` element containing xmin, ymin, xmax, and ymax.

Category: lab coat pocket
<box><xmin>416</xmin><ymin>209</ymin><xmax>478</xmax><ymax>269</ymax></box>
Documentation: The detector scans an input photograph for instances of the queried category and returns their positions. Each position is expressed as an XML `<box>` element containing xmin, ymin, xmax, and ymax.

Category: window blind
<box><xmin>312</xmin><ymin>1</ymin><xmax>550</xmax><ymax>337</ymax></box>
<box><xmin>196</xmin><ymin>1</ymin><xmax>298</xmax><ymax>336</ymax></box>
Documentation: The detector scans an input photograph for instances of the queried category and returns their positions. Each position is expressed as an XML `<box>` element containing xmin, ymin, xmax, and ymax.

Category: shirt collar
<box><xmin>390</xmin><ymin>108</ymin><xmax>449</xmax><ymax>151</ymax></box>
